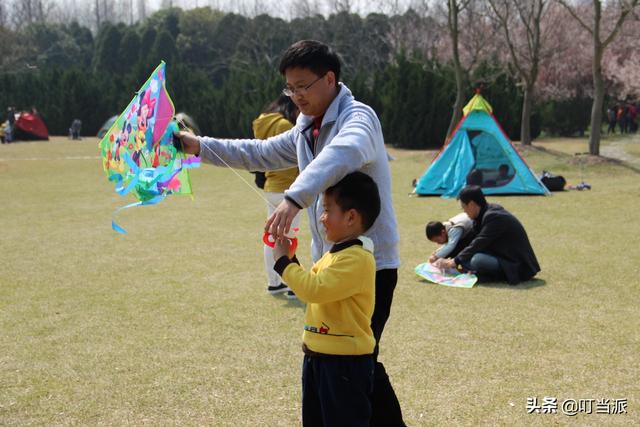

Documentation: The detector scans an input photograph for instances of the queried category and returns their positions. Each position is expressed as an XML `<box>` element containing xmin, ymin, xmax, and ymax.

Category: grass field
<box><xmin>1</xmin><ymin>135</ymin><xmax>638</xmax><ymax>426</ymax></box>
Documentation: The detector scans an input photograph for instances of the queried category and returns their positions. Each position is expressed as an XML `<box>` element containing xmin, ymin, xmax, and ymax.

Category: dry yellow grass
<box><xmin>1</xmin><ymin>135</ymin><xmax>638</xmax><ymax>426</ymax></box>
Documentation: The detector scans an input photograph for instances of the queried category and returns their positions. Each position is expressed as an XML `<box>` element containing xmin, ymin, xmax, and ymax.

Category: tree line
<box><xmin>0</xmin><ymin>4</ymin><xmax>636</xmax><ymax>150</ymax></box>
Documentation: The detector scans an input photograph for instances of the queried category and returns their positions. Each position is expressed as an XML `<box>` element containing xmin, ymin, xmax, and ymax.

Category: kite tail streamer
<box><xmin>112</xmin><ymin>194</ymin><xmax>167</xmax><ymax>234</ymax></box>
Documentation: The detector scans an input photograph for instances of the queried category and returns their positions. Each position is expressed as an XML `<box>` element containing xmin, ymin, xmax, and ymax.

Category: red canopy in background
<box><xmin>14</xmin><ymin>112</ymin><xmax>49</xmax><ymax>140</ymax></box>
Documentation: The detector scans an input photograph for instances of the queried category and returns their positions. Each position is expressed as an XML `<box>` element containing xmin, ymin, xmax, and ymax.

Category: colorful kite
<box><xmin>99</xmin><ymin>62</ymin><xmax>200</xmax><ymax>234</ymax></box>
<box><xmin>415</xmin><ymin>262</ymin><xmax>478</xmax><ymax>288</ymax></box>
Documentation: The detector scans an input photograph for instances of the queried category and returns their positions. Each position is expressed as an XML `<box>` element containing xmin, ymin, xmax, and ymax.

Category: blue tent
<box><xmin>415</xmin><ymin>93</ymin><xmax>549</xmax><ymax>197</ymax></box>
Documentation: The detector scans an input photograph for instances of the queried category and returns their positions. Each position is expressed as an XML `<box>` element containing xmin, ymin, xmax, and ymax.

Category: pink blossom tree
<box><xmin>557</xmin><ymin>0</ymin><xmax>640</xmax><ymax>155</ymax></box>
<box><xmin>602</xmin><ymin>16</ymin><xmax>640</xmax><ymax>100</ymax></box>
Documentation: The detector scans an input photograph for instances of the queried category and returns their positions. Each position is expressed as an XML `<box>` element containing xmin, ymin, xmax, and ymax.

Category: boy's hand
<box><xmin>273</xmin><ymin>238</ymin><xmax>294</xmax><ymax>261</ymax></box>
<box><xmin>434</xmin><ymin>258</ymin><xmax>456</xmax><ymax>270</ymax></box>
<box><xmin>173</xmin><ymin>131</ymin><xmax>201</xmax><ymax>156</ymax></box>
<box><xmin>428</xmin><ymin>253</ymin><xmax>438</xmax><ymax>263</ymax></box>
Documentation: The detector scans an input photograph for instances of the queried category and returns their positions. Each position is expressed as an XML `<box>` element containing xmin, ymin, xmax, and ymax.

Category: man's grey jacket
<box><xmin>198</xmin><ymin>83</ymin><xmax>400</xmax><ymax>270</ymax></box>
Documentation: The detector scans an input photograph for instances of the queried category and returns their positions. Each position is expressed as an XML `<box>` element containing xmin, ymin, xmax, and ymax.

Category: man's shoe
<box><xmin>268</xmin><ymin>283</ymin><xmax>289</xmax><ymax>295</ymax></box>
<box><xmin>286</xmin><ymin>290</ymin><xmax>297</xmax><ymax>300</ymax></box>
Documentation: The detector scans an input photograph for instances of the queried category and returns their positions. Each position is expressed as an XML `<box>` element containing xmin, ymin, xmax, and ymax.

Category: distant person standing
<box><xmin>627</xmin><ymin>102</ymin><xmax>637</xmax><ymax>133</ymax></box>
<box><xmin>617</xmin><ymin>105</ymin><xmax>627</xmax><ymax>134</ymax></box>
<box><xmin>5</xmin><ymin>106</ymin><xmax>16</xmax><ymax>143</ymax></box>
<box><xmin>70</xmin><ymin>119</ymin><xmax>82</xmax><ymax>140</ymax></box>
<box><xmin>607</xmin><ymin>106</ymin><xmax>617</xmax><ymax>135</ymax></box>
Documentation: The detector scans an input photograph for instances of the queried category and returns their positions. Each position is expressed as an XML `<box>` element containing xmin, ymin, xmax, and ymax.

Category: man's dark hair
<box><xmin>279</xmin><ymin>40</ymin><xmax>341</xmax><ymax>84</ymax></box>
<box><xmin>458</xmin><ymin>185</ymin><xmax>487</xmax><ymax>207</ymax></box>
<box><xmin>325</xmin><ymin>171</ymin><xmax>380</xmax><ymax>232</ymax></box>
<box><xmin>425</xmin><ymin>221</ymin><xmax>445</xmax><ymax>240</ymax></box>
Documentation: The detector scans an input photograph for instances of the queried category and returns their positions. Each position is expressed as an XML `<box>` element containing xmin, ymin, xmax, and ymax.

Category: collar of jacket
<box><xmin>295</xmin><ymin>83</ymin><xmax>352</xmax><ymax>132</ymax></box>
<box><xmin>329</xmin><ymin>235</ymin><xmax>374</xmax><ymax>254</ymax></box>
<box><xmin>474</xmin><ymin>204</ymin><xmax>489</xmax><ymax>229</ymax></box>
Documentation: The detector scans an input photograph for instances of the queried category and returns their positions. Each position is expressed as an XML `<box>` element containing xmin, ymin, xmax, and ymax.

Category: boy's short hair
<box><xmin>458</xmin><ymin>185</ymin><xmax>487</xmax><ymax>207</ymax></box>
<box><xmin>325</xmin><ymin>171</ymin><xmax>380</xmax><ymax>232</ymax></box>
<box><xmin>425</xmin><ymin>221</ymin><xmax>445</xmax><ymax>240</ymax></box>
<box><xmin>279</xmin><ymin>40</ymin><xmax>341</xmax><ymax>84</ymax></box>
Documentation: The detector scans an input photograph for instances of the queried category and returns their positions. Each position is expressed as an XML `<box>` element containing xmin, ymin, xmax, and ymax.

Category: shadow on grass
<box><xmin>272</xmin><ymin>293</ymin><xmax>306</xmax><ymax>310</ymax></box>
<box><xmin>477</xmin><ymin>278</ymin><xmax>546</xmax><ymax>290</ymax></box>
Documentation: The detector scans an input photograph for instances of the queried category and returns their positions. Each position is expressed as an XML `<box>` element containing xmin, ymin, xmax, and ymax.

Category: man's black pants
<box><xmin>370</xmin><ymin>269</ymin><xmax>405</xmax><ymax>427</ymax></box>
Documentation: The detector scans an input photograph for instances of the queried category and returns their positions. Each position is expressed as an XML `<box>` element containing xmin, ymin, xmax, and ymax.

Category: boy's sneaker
<box><xmin>267</xmin><ymin>283</ymin><xmax>289</xmax><ymax>295</ymax></box>
<box><xmin>286</xmin><ymin>290</ymin><xmax>297</xmax><ymax>300</ymax></box>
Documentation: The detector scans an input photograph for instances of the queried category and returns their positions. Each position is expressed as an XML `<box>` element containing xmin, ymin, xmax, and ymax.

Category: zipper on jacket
<box><xmin>299</xmin><ymin>122</ymin><xmax>323</xmax><ymax>256</ymax></box>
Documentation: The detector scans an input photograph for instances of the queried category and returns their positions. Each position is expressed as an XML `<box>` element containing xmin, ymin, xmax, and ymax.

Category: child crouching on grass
<box><xmin>273</xmin><ymin>171</ymin><xmax>380</xmax><ymax>427</ymax></box>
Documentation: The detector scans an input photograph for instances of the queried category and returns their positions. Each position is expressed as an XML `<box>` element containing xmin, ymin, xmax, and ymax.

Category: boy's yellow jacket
<box><xmin>274</xmin><ymin>237</ymin><xmax>376</xmax><ymax>356</ymax></box>
<box><xmin>252</xmin><ymin>112</ymin><xmax>298</xmax><ymax>193</ymax></box>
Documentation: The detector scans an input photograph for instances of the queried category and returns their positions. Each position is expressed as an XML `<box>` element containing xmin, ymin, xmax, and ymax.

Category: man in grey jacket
<box><xmin>175</xmin><ymin>40</ymin><xmax>404</xmax><ymax>426</ymax></box>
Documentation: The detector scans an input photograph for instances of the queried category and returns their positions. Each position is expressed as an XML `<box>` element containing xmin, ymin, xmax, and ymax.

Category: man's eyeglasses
<box><xmin>282</xmin><ymin>74</ymin><xmax>326</xmax><ymax>97</ymax></box>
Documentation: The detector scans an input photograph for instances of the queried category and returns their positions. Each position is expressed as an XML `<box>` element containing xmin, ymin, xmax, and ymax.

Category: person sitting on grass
<box><xmin>495</xmin><ymin>163</ymin><xmax>512</xmax><ymax>185</ymax></box>
<box><xmin>273</xmin><ymin>171</ymin><xmax>380</xmax><ymax>427</ymax></box>
<box><xmin>426</xmin><ymin>212</ymin><xmax>474</xmax><ymax>263</ymax></box>
<box><xmin>435</xmin><ymin>185</ymin><xmax>540</xmax><ymax>285</ymax></box>
<box><xmin>466</xmin><ymin>168</ymin><xmax>484</xmax><ymax>186</ymax></box>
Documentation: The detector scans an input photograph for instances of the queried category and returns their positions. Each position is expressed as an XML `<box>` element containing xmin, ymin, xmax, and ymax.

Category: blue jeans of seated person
<box><xmin>302</xmin><ymin>354</ymin><xmax>374</xmax><ymax>427</ymax></box>
<box><xmin>465</xmin><ymin>253</ymin><xmax>506</xmax><ymax>281</ymax></box>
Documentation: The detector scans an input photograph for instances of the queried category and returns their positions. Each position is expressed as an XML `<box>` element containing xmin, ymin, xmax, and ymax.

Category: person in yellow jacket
<box><xmin>252</xmin><ymin>95</ymin><xmax>301</xmax><ymax>297</ymax></box>
<box><xmin>273</xmin><ymin>171</ymin><xmax>380</xmax><ymax>426</ymax></box>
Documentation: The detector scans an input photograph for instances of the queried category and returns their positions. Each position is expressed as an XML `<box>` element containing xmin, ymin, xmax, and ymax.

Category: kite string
<box><xmin>174</xmin><ymin>116</ymin><xmax>278</xmax><ymax>210</ymax></box>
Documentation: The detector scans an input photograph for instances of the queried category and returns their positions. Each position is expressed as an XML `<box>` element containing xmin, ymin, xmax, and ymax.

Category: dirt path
<box><xmin>601</xmin><ymin>133</ymin><xmax>640</xmax><ymax>167</ymax></box>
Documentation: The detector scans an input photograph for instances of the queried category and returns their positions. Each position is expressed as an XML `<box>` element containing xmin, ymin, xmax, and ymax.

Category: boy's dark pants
<box><xmin>302</xmin><ymin>354</ymin><xmax>374</xmax><ymax>427</ymax></box>
<box><xmin>371</xmin><ymin>269</ymin><xmax>405</xmax><ymax>427</ymax></box>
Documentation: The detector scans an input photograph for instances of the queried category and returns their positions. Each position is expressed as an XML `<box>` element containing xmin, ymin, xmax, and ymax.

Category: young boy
<box><xmin>425</xmin><ymin>212</ymin><xmax>474</xmax><ymax>263</ymax></box>
<box><xmin>273</xmin><ymin>171</ymin><xmax>380</xmax><ymax>427</ymax></box>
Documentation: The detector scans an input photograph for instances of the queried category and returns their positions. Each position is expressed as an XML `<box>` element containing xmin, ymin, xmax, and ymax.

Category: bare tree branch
<box><xmin>602</xmin><ymin>0</ymin><xmax>640</xmax><ymax>47</ymax></box>
<box><xmin>557</xmin><ymin>0</ymin><xmax>593</xmax><ymax>34</ymax></box>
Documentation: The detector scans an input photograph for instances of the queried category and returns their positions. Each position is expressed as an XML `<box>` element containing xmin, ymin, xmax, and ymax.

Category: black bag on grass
<box><xmin>540</xmin><ymin>171</ymin><xmax>566</xmax><ymax>192</ymax></box>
